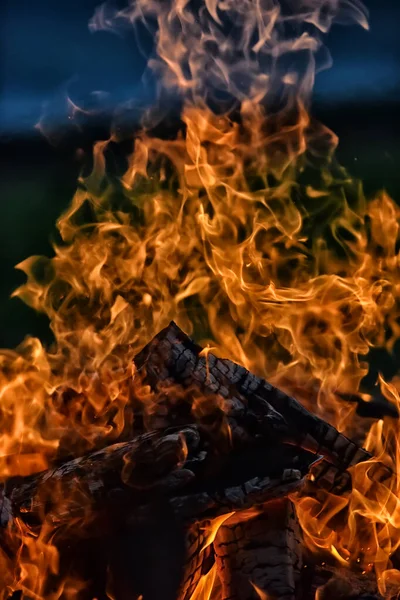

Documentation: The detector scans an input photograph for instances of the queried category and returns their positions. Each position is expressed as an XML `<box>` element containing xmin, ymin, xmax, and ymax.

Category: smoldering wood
<box><xmin>301</xmin><ymin>565</ymin><xmax>382</xmax><ymax>600</ymax></box>
<box><xmin>134</xmin><ymin>321</ymin><xmax>371</xmax><ymax>476</ymax></box>
<box><xmin>0</xmin><ymin>321</ymin><xmax>370</xmax><ymax>531</ymax></box>
<box><xmin>176</xmin><ymin>522</ymin><xmax>215</xmax><ymax>600</ymax></box>
<box><xmin>0</xmin><ymin>425</ymin><xmax>319</xmax><ymax>532</ymax></box>
<box><xmin>0</xmin><ymin>428</ymin><xmax>314</xmax><ymax>600</ymax></box>
<box><xmin>0</xmin><ymin>429</ymin><xmax>313</xmax><ymax>532</ymax></box>
<box><xmin>214</xmin><ymin>498</ymin><xmax>302</xmax><ymax>600</ymax></box>
<box><xmin>338</xmin><ymin>391</ymin><xmax>399</xmax><ymax>420</ymax></box>
<box><xmin>168</xmin><ymin>469</ymin><xmax>306</xmax><ymax>523</ymax></box>
<box><xmin>0</xmin><ymin>439</ymin><xmax>318</xmax><ymax>600</ymax></box>
<box><xmin>0</xmin><ymin>322</ymin><xmax>376</xmax><ymax>600</ymax></box>
<box><xmin>0</xmin><ymin>426</ymin><xmax>200</xmax><ymax>529</ymax></box>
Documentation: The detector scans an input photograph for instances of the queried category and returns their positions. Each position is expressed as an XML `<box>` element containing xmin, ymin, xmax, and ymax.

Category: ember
<box><xmin>0</xmin><ymin>0</ymin><xmax>400</xmax><ymax>598</ymax></box>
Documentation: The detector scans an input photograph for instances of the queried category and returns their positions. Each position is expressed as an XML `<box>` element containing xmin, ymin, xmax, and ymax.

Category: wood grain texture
<box><xmin>214</xmin><ymin>498</ymin><xmax>302</xmax><ymax>600</ymax></box>
<box><xmin>135</xmin><ymin>321</ymin><xmax>371</xmax><ymax>473</ymax></box>
<box><xmin>0</xmin><ymin>322</ymin><xmax>374</xmax><ymax>600</ymax></box>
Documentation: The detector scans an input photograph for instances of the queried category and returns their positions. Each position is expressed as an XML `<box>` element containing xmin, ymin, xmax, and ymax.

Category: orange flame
<box><xmin>1</xmin><ymin>0</ymin><xmax>400</xmax><ymax>598</ymax></box>
<box><xmin>250</xmin><ymin>582</ymin><xmax>273</xmax><ymax>600</ymax></box>
<box><xmin>190</xmin><ymin>564</ymin><xmax>219</xmax><ymax>600</ymax></box>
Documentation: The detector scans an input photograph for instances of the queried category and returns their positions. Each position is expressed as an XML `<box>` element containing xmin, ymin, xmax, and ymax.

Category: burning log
<box><xmin>135</xmin><ymin>321</ymin><xmax>371</xmax><ymax>475</ymax></box>
<box><xmin>0</xmin><ymin>426</ymin><xmax>315</xmax><ymax>531</ymax></box>
<box><xmin>0</xmin><ymin>323</ymin><xmax>374</xmax><ymax>600</ymax></box>
<box><xmin>0</xmin><ymin>424</ymin><xmax>315</xmax><ymax>600</ymax></box>
<box><xmin>214</xmin><ymin>498</ymin><xmax>302</xmax><ymax>600</ymax></box>
<box><xmin>0</xmin><ymin>426</ymin><xmax>201</xmax><ymax>529</ymax></box>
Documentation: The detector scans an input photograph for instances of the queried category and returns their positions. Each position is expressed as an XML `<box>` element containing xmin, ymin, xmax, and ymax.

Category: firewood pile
<box><xmin>0</xmin><ymin>323</ymin><xmax>388</xmax><ymax>600</ymax></box>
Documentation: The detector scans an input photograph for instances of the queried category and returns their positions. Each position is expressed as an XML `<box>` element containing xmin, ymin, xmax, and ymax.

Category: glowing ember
<box><xmin>1</xmin><ymin>0</ymin><xmax>400</xmax><ymax>598</ymax></box>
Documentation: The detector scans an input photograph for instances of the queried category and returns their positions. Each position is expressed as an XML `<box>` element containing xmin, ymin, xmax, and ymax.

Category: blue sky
<box><xmin>0</xmin><ymin>0</ymin><xmax>399</xmax><ymax>134</ymax></box>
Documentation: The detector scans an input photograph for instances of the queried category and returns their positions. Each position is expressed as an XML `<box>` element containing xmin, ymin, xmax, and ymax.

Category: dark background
<box><xmin>0</xmin><ymin>0</ymin><xmax>399</xmax><ymax>356</ymax></box>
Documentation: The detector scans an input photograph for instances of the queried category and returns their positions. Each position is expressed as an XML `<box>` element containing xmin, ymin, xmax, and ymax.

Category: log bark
<box><xmin>0</xmin><ymin>323</ymin><xmax>375</xmax><ymax>600</ymax></box>
<box><xmin>178</xmin><ymin>521</ymin><xmax>215</xmax><ymax>600</ymax></box>
<box><xmin>0</xmin><ymin>431</ymin><xmax>318</xmax><ymax>532</ymax></box>
<box><xmin>0</xmin><ymin>427</ymin><xmax>200</xmax><ymax>529</ymax></box>
<box><xmin>214</xmin><ymin>498</ymin><xmax>302</xmax><ymax>600</ymax></box>
<box><xmin>134</xmin><ymin>321</ymin><xmax>371</xmax><ymax>475</ymax></box>
<box><xmin>0</xmin><ymin>424</ymin><xmax>313</xmax><ymax>600</ymax></box>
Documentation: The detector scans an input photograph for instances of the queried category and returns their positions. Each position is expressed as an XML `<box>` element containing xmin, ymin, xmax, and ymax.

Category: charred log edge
<box><xmin>179</xmin><ymin>528</ymin><xmax>216</xmax><ymax>600</ymax></box>
<box><xmin>0</xmin><ymin>422</ymin><xmax>320</xmax><ymax>533</ymax></box>
<box><xmin>167</xmin><ymin>472</ymin><xmax>306</xmax><ymax>523</ymax></box>
<box><xmin>214</xmin><ymin>498</ymin><xmax>302</xmax><ymax>600</ymax></box>
<box><xmin>134</xmin><ymin>321</ymin><xmax>372</xmax><ymax>473</ymax></box>
<box><xmin>0</xmin><ymin>426</ymin><xmax>200</xmax><ymax>529</ymax></box>
<box><xmin>299</xmin><ymin>560</ymin><xmax>382</xmax><ymax>600</ymax></box>
<box><xmin>0</xmin><ymin>325</ymin><xmax>379</xmax><ymax>600</ymax></box>
<box><xmin>338</xmin><ymin>392</ymin><xmax>399</xmax><ymax>420</ymax></box>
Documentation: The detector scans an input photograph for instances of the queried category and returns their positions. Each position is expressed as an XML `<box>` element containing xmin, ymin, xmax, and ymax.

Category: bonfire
<box><xmin>1</xmin><ymin>0</ymin><xmax>399</xmax><ymax>599</ymax></box>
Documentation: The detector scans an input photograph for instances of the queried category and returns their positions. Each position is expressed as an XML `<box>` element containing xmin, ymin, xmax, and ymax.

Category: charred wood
<box><xmin>214</xmin><ymin>498</ymin><xmax>302</xmax><ymax>600</ymax></box>
<box><xmin>0</xmin><ymin>426</ymin><xmax>200</xmax><ymax>530</ymax></box>
<box><xmin>135</xmin><ymin>322</ymin><xmax>371</xmax><ymax>476</ymax></box>
<box><xmin>0</xmin><ymin>322</ymin><xmax>376</xmax><ymax>600</ymax></box>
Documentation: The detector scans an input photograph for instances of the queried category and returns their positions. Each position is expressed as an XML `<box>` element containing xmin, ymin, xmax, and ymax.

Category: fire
<box><xmin>190</xmin><ymin>565</ymin><xmax>218</xmax><ymax>600</ymax></box>
<box><xmin>1</xmin><ymin>0</ymin><xmax>400</xmax><ymax>598</ymax></box>
<box><xmin>251</xmin><ymin>582</ymin><xmax>272</xmax><ymax>600</ymax></box>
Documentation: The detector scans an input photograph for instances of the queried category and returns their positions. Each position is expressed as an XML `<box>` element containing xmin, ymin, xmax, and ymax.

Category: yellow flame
<box><xmin>200</xmin><ymin>513</ymin><xmax>235</xmax><ymax>553</ymax></box>
<box><xmin>1</xmin><ymin>0</ymin><xmax>400</xmax><ymax>598</ymax></box>
<box><xmin>250</xmin><ymin>582</ymin><xmax>273</xmax><ymax>600</ymax></box>
<box><xmin>190</xmin><ymin>564</ymin><xmax>218</xmax><ymax>600</ymax></box>
<box><xmin>331</xmin><ymin>544</ymin><xmax>350</xmax><ymax>568</ymax></box>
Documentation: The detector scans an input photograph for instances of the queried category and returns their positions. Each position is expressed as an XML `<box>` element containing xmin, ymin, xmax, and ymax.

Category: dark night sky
<box><xmin>0</xmin><ymin>0</ymin><xmax>399</xmax><ymax>133</ymax></box>
<box><xmin>0</xmin><ymin>0</ymin><xmax>149</xmax><ymax>133</ymax></box>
